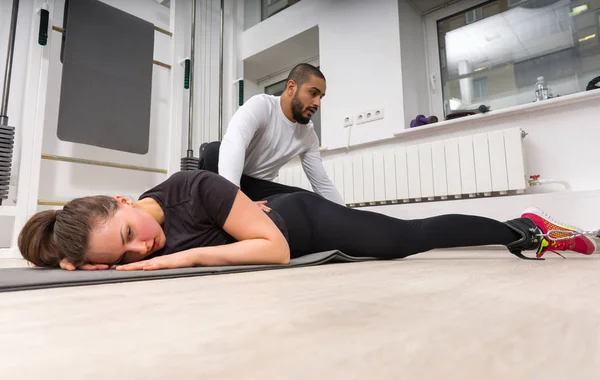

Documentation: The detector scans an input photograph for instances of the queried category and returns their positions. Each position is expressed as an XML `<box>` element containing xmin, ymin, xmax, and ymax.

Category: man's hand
<box><xmin>59</xmin><ymin>258</ymin><xmax>111</xmax><ymax>271</ymax></box>
<box><xmin>254</xmin><ymin>200</ymin><xmax>271</xmax><ymax>213</ymax></box>
<box><xmin>115</xmin><ymin>251</ymin><xmax>195</xmax><ymax>271</ymax></box>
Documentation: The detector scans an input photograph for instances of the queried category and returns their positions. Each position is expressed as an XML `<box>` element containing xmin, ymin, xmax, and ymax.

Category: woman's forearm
<box><xmin>184</xmin><ymin>237</ymin><xmax>290</xmax><ymax>266</ymax></box>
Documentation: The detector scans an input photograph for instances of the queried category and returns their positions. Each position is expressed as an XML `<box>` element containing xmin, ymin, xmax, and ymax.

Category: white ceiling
<box><xmin>244</xmin><ymin>26</ymin><xmax>320</xmax><ymax>82</ymax></box>
<box><xmin>444</xmin><ymin>0</ymin><xmax>574</xmax><ymax>75</ymax></box>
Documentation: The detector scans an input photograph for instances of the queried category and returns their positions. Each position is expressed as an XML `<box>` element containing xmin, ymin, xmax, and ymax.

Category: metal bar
<box><xmin>51</xmin><ymin>25</ymin><xmax>173</xmax><ymax>37</ymax></box>
<box><xmin>153</xmin><ymin>26</ymin><xmax>173</xmax><ymax>37</ymax></box>
<box><xmin>41</xmin><ymin>154</ymin><xmax>168</xmax><ymax>174</ymax></box>
<box><xmin>218</xmin><ymin>0</ymin><xmax>224</xmax><ymax>140</ymax></box>
<box><xmin>188</xmin><ymin>0</ymin><xmax>196</xmax><ymax>153</ymax></box>
<box><xmin>153</xmin><ymin>60</ymin><xmax>172</xmax><ymax>69</ymax></box>
<box><xmin>38</xmin><ymin>200</ymin><xmax>68</xmax><ymax>207</ymax></box>
<box><xmin>1</xmin><ymin>0</ymin><xmax>20</xmax><ymax>123</ymax></box>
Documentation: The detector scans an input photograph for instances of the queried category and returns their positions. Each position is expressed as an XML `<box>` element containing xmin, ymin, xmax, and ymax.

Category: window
<box><xmin>465</xmin><ymin>7</ymin><xmax>483</xmax><ymax>24</ymax></box>
<box><xmin>264</xmin><ymin>79</ymin><xmax>287</xmax><ymax>96</ymax></box>
<box><xmin>473</xmin><ymin>76</ymin><xmax>489</xmax><ymax>100</ymax></box>
<box><xmin>245</xmin><ymin>0</ymin><xmax>302</xmax><ymax>30</ymax></box>
<box><xmin>262</xmin><ymin>0</ymin><xmax>301</xmax><ymax>20</ymax></box>
<box><xmin>264</xmin><ymin>76</ymin><xmax>322</xmax><ymax>145</ymax></box>
<box><xmin>427</xmin><ymin>0</ymin><xmax>600</xmax><ymax>118</ymax></box>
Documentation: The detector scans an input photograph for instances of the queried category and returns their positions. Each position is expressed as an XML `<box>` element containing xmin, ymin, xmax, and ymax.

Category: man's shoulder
<box><xmin>245</xmin><ymin>94</ymin><xmax>278</xmax><ymax>109</ymax></box>
<box><xmin>238</xmin><ymin>94</ymin><xmax>277</xmax><ymax>123</ymax></box>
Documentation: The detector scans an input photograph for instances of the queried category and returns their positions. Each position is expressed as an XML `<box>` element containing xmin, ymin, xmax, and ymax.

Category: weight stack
<box><xmin>0</xmin><ymin>124</ymin><xmax>15</xmax><ymax>206</ymax></box>
<box><xmin>180</xmin><ymin>149</ymin><xmax>199</xmax><ymax>171</ymax></box>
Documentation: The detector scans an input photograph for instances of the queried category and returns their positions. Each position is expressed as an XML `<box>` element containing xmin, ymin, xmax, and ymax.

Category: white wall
<box><xmin>243</xmin><ymin>79</ymin><xmax>261</xmax><ymax>102</ymax></box>
<box><xmin>242</xmin><ymin>0</ymin><xmax>405</xmax><ymax>150</ymax></box>
<box><xmin>398</xmin><ymin>0</ymin><xmax>430</xmax><ymax>129</ymax></box>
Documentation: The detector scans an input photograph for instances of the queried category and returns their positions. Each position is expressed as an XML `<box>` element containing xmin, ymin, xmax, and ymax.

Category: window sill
<box><xmin>320</xmin><ymin>89</ymin><xmax>600</xmax><ymax>155</ymax></box>
<box><xmin>392</xmin><ymin>89</ymin><xmax>600</xmax><ymax>139</ymax></box>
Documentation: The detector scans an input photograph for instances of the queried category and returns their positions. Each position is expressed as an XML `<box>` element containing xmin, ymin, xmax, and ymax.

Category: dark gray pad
<box><xmin>56</xmin><ymin>0</ymin><xmax>154</xmax><ymax>154</ymax></box>
<box><xmin>0</xmin><ymin>251</ymin><xmax>374</xmax><ymax>293</ymax></box>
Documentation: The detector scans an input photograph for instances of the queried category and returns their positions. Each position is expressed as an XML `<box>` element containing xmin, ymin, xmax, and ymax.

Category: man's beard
<box><xmin>291</xmin><ymin>93</ymin><xmax>311</xmax><ymax>125</ymax></box>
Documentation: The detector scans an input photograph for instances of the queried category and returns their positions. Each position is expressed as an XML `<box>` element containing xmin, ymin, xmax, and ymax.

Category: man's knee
<box><xmin>199</xmin><ymin>141</ymin><xmax>221</xmax><ymax>173</ymax></box>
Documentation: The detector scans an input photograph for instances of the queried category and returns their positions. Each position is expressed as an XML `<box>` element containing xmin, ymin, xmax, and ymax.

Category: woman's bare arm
<box><xmin>117</xmin><ymin>189</ymin><xmax>290</xmax><ymax>271</ymax></box>
<box><xmin>185</xmin><ymin>189</ymin><xmax>290</xmax><ymax>266</ymax></box>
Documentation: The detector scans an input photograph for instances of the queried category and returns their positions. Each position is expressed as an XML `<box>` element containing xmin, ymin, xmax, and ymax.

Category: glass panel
<box><xmin>245</xmin><ymin>0</ymin><xmax>302</xmax><ymax>30</ymax></box>
<box><xmin>437</xmin><ymin>0</ymin><xmax>600</xmax><ymax>117</ymax></box>
<box><xmin>263</xmin><ymin>0</ymin><xmax>301</xmax><ymax>20</ymax></box>
<box><xmin>264</xmin><ymin>80</ymin><xmax>287</xmax><ymax>96</ymax></box>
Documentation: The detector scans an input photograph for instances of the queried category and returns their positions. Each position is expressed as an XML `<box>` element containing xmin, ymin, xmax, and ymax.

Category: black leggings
<box><xmin>265</xmin><ymin>192</ymin><xmax>520</xmax><ymax>259</ymax></box>
<box><xmin>199</xmin><ymin>141</ymin><xmax>309</xmax><ymax>201</ymax></box>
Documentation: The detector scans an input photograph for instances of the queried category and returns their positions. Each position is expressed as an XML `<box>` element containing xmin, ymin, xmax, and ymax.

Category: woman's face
<box><xmin>85</xmin><ymin>202</ymin><xmax>166</xmax><ymax>266</ymax></box>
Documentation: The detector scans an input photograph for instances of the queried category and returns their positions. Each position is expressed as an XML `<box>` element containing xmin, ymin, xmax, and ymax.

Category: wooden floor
<box><xmin>1</xmin><ymin>250</ymin><xmax>600</xmax><ymax>379</ymax></box>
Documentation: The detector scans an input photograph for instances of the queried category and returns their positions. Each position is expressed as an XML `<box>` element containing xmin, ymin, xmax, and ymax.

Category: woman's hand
<box><xmin>254</xmin><ymin>200</ymin><xmax>271</xmax><ymax>213</ymax></box>
<box><xmin>59</xmin><ymin>258</ymin><xmax>111</xmax><ymax>271</ymax></box>
<box><xmin>115</xmin><ymin>251</ymin><xmax>196</xmax><ymax>271</ymax></box>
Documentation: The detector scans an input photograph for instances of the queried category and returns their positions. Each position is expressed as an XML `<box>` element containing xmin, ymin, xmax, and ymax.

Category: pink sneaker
<box><xmin>521</xmin><ymin>207</ymin><xmax>597</xmax><ymax>258</ymax></box>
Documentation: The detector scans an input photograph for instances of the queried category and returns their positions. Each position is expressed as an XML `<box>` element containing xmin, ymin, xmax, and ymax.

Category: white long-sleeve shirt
<box><xmin>218</xmin><ymin>94</ymin><xmax>345</xmax><ymax>205</ymax></box>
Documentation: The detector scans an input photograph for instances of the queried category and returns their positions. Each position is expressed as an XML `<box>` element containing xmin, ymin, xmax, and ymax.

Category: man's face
<box><xmin>290</xmin><ymin>75</ymin><xmax>326</xmax><ymax>125</ymax></box>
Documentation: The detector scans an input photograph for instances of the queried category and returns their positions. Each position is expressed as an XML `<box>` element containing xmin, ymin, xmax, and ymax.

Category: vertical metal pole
<box><xmin>1</xmin><ymin>0</ymin><xmax>20</xmax><ymax>126</ymax></box>
<box><xmin>187</xmin><ymin>0</ymin><xmax>197</xmax><ymax>155</ymax></box>
<box><xmin>218</xmin><ymin>0</ymin><xmax>224</xmax><ymax>140</ymax></box>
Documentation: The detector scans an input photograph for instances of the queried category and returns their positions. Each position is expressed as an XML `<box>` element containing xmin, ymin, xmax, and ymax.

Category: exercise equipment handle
<box><xmin>39</xmin><ymin>8</ymin><xmax>50</xmax><ymax>46</ymax></box>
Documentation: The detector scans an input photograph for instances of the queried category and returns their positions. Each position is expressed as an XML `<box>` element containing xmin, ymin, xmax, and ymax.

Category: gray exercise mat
<box><xmin>0</xmin><ymin>251</ymin><xmax>373</xmax><ymax>293</ymax></box>
<box><xmin>57</xmin><ymin>0</ymin><xmax>154</xmax><ymax>154</ymax></box>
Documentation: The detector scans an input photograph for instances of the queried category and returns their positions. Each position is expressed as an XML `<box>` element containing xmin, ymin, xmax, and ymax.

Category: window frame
<box><xmin>261</xmin><ymin>0</ymin><xmax>300</xmax><ymax>21</ymax></box>
<box><xmin>424</xmin><ymin>0</ymin><xmax>502</xmax><ymax>118</ymax></box>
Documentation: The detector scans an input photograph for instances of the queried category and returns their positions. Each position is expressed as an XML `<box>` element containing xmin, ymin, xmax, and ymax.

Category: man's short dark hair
<box><xmin>287</xmin><ymin>63</ymin><xmax>325</xmax><ymax>88</ymax></box>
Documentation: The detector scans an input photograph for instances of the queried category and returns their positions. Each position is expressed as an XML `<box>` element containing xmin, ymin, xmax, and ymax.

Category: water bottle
<box><xmin>534</xmin><ymin>76</ymin><xmax>550</xmax><ymax>101</ymax></box>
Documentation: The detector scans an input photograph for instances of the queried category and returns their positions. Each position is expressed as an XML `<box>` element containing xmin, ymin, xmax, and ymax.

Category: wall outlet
<box><xmin>356</xmin><ymin>108</ymin><xmax>384</xmax><ymax>125</ymax></box>
<box><xmin>343</xmin><ymin>115</ymin><xmax>353</xmax><ymax>127</ymax></box>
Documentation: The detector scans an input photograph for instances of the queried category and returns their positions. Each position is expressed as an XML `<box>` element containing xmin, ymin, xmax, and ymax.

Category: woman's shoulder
<box><xmin>148</xmin><ymin>170</ymin><xmax>238</xmax><ymax>200</ymax></box>
<box><xmin>159</xmin><ymin>169</ymin><xmax>219</xmax><ymax>187</ymax></box>
<box><xmin>139</xmin><ymin>170</ymin><xmax>212</xmax><ymax>204</ymax></box>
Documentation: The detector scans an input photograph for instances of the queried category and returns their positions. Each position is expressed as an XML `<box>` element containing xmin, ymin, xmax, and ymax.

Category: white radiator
<box><xmin>277</xmin><ymin>128</ymin><xmax>527</xmax><ymax>206</ymax></box>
